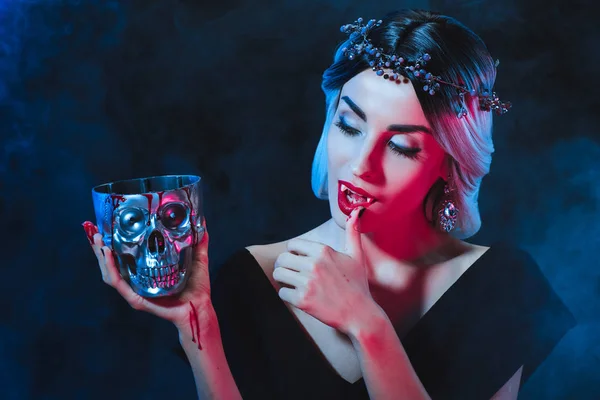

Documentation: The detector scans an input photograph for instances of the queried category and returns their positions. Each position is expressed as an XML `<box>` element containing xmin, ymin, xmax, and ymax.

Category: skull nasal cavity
<box><xmin>148</xmin><ymin>230</ymin><xmax>166</xmax><ymax>254</ymax></box>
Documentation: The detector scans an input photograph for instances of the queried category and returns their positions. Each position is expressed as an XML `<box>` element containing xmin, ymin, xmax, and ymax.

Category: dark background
<box><xmin>2</xmin><ymin>0</ymin><xmax>598</xmax><ymax>399</ymax></box>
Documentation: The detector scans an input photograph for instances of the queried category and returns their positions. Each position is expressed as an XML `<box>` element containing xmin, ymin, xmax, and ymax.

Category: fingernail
<box><xmin>82</xmin><ymin>221</ymin><xmax>98</xmax><ymax>245</ymax></box>
<box><xmin>358</xmin><ymin>207</ymin><xmax>366</xmax><ymax>218</ymax></box>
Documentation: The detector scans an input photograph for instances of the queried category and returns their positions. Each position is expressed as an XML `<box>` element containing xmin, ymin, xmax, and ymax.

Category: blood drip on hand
<box><xmin>189</xmin><ymin>301</ymin><xmax>203</xmax><ymax>350</ymax></box>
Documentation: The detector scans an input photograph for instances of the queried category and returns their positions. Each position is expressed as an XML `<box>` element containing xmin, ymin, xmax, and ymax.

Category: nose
<box><xmin>148</xmin><ymin>230</ymin><xmax>166</xmax><ymax>254</ymax></box>
<box><xmin>351</xmin><ymin>142</ymin><xmax>379</xmax><ymax>181</ymax></box>
<box><xmin>351</xmin><ymin>160</ymin><xmax>375</xmax><ymax>180</ymax></box>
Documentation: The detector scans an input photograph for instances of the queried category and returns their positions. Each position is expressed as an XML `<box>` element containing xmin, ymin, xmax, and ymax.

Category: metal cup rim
<box><xmin>92</xmin><ymin>174</ymin><xmax>201</xmax><ymax>195</ymax></box>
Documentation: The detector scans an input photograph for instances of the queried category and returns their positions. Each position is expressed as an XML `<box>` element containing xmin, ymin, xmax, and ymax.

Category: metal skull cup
<box><xmin>92</xmin><ymin>175</ymin><xmax>204</xmax><ymax>297</ymax></box>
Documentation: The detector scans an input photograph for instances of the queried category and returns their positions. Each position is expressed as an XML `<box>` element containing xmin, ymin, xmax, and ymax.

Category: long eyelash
<box><xmin>388</xmin><ymin>142</ymin><xmax>422</xmax><ymax>160</ymax></box>
<box><xmin>334</xmin><ymin>119</ymin><xmax>360</xmax><ymax>136</ymax></box>
<box><xmin>335</xmin><ymin>118</ymin><xmax>422</xmax><ymax>160</ymax></box>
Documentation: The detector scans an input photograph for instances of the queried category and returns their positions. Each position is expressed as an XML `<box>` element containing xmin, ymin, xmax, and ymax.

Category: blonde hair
<box><xmin>311</xmin><ymin>10</ymin><xmax>497</xmax><ymax>239</ymax></box>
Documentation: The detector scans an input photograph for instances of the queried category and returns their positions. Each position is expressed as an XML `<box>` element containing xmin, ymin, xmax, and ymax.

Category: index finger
<box><xmin>345</xmin><ymin>207</ymin><xmax>365</xmax><ymax>260</ymax></box>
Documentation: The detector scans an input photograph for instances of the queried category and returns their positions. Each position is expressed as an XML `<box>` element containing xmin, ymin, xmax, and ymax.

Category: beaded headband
<box><xmin>340</xmin><ymin>18</ymin><xmax>512</xmax><ymax>118</ymax></box>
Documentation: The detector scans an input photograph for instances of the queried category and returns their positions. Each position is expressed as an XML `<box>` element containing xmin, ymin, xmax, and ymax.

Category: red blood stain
<box><xmin>189</xmin><ymin>301</ymin><xmax>203</xmax><ymax>350</ymax></box>
<box><xmin>141</xmin><ymin>193</ymin><xmax>154</xmax><ymax>225</ymax></box>
<box><xmin>141</xmin><ymin>193</ymin><xmax>153</xmax><ymax>212</ymax></box>
<box><xmin>82</xmin><ymin>221</ymin><xmax>98</xmax><ymax>245</ymax></box>
<box><xmin>189</xmin><ymin>310</ymin><xmax>196</xmax><ymax>343</ymax></box>
<box><xmin>109</xmin><ymin>194</ymin><xmax>127</xmax><ymax>209</ymax></box>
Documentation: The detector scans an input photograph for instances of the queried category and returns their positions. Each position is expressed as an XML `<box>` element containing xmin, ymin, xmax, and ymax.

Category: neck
<box><xmin>326</xmin><ymin>210</ymin><xmax>458</xmax><ymax>278</ymax></box>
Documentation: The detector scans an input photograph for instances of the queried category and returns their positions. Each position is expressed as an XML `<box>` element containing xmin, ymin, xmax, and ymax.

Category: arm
<box><xmin>176</xmin><ymin>295</ymin><xmax>243</xmax><ymax>400</ymax></box>
<box><xmin>86</xmin><ymin>221</ymin><xmax>242</xmax><ymax>400</ymax></box>
<box><xmin>348</xmin><ymin>303</ymin><xmax>431</xmax><ymax>400</ymax></box>
<box><xmin>348</xmin><ymin>302</ymin><xmax>523</xmax><ymax>400</ymax></box>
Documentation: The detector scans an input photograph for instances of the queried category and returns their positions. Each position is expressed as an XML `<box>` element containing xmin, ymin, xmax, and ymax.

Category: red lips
<box><xmin>339</xmin><ymin>180</ymin><xmax>377</xmax><ymax>200</ymax></box>
<box><xmin>337</xmin><ymin>180</ymin><xmax>377</xmax><ymax>217</ymax></box>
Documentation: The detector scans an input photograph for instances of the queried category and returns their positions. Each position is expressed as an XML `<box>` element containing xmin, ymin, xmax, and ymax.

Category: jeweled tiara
<box><xmin>340</xmin><ymin>18</ymin><xmax>512</xmax><ymax>118</ymax></box>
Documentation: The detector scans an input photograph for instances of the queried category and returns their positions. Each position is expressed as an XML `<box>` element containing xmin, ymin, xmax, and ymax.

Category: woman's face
<box><xmin>326</xmin><ymin>69</ymin><xmax>448</xmax><ymax>233</ymax></box>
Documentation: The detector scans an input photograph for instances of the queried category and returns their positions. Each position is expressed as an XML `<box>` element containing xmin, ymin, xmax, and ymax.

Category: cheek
<box><xmin>327</xmin><ymin>130</ymin><xmax>346</xmax><ymax>160</ymax></box>
<box><xmin>381</xmin><ymin>162</ymin><xmax>441</xmax><ymax>211</ymax></box>
<box><xmin>326</xmin><ymin>130</ymin><xmax>352</xmax><ymax>177</ymax></box>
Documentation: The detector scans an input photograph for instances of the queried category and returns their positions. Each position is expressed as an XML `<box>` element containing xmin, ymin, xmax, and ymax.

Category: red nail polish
<box><xmin>82</xmin><ymin>221</ymin><xmax>98</xmax><ymax>245</ymax></box>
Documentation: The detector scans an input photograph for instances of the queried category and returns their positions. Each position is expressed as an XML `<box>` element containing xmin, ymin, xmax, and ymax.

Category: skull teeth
<box><xmin>130</xmin><ymin>265</ymin><xmax>183</xmax><ymax>289</ymax></box>
<box><xmin>138</xmin><ymin>266</ymin><xmax>179</xmax><ymax>278</ymax></box>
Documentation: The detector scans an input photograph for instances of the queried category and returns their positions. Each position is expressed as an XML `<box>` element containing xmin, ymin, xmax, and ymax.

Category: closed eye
<box><xmin>334</xmin><ymin>117</ymin><xmax>422</xmax><ymax>160</ymax></box>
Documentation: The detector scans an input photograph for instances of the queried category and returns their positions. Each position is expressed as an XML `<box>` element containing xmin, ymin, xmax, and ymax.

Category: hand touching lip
<box><xmin>272</xmin><ymin>206</ymin><xmax>376</xmax><ymax>335</ymax></box>
<box><xmin>338</xmin><ymin>180</ymin><xmax>378</xmax><ymax>216</ymax></box>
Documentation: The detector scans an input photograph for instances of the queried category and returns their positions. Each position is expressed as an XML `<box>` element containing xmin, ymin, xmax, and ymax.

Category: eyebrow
<box><xmin>340</xmin><ymin>95</ymin><xmax>432</xmax><ymax>135</ymax></box>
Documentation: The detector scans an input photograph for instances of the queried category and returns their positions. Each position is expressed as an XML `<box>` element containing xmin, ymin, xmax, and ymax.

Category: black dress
<box><xmin>197</xmin><ymin>241</ymin><xmax>576</xmax><ymax>399</ymax></box>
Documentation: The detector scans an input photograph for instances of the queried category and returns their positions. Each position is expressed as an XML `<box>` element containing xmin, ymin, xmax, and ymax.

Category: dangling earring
<box><xmin>438</xmin><ymin>180</ymin><xmax>459</xmax><ymax>233</ymax></box>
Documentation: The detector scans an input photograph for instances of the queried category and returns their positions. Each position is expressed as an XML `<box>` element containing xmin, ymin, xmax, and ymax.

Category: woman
<box><xmin>85</xmin><ymin>9</ymin><xmax>575</xmax><ymax>399</ymax></box>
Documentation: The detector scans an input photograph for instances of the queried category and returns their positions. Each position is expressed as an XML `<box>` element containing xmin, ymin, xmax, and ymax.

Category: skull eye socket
<box><xmin>118</xmin><ymin>208</ymin><xmax>147</xmax><ymax>235</ymax></box>
<box><xmin>160</xmin><ymin>203</ymin><xmax>188</xmax><ymax>229</ymax></box>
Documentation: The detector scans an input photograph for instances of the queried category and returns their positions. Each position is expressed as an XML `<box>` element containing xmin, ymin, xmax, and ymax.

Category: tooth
<box><xmin>341</xmin><ymin>183</ymin><xmax>348</xmax><ymax>192</ymax></box>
